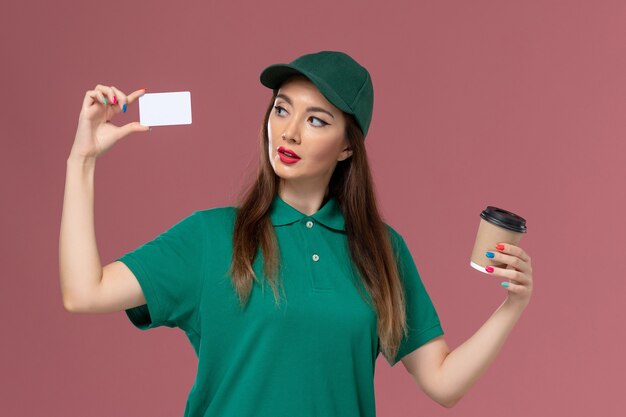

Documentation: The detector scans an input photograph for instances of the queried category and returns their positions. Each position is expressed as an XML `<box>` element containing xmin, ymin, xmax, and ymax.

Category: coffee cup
<box><xmin>470</xmin><ymin>206</ymin><xmax>527</xmax><ymax>274</ymax></box>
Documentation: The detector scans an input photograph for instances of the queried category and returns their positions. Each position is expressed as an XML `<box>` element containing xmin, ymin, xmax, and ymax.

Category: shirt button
<box><xmin>306</xmin><ymin>220</ymin><xmax>314</xmax><ymax>228</ymax></box>
<box><xmin>312</xmin><ymin>254</ymin><xmax>320</xmax><ymax>262</ymax></box>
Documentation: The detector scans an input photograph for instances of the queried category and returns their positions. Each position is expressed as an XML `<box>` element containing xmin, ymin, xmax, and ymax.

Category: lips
<box><xmin>278</xmin><ymin>146</ymin><xmax>300</xmax><ymax>159</ymax></box>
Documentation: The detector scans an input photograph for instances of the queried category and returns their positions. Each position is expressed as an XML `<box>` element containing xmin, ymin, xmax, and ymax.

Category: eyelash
<box><xmin>273</xmin><ymin>105</ymin><xmax>328</xmax><ymax>127</ymax></box>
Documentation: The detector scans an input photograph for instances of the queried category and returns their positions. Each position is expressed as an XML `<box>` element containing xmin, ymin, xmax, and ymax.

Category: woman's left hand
<box><xmin>486</xmin><ymin>243</ymin><xmax>533</xmax><ymax>311</ymax></box>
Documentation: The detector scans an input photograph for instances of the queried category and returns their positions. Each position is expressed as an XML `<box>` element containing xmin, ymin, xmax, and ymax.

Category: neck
<box><xmin>278</xmin><ymin>179</ymin><xmax>329</xmax><ymax>216</ymax></box>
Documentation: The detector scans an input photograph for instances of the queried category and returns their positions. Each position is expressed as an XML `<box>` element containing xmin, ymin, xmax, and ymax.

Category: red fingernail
<box><xmin>496</xmin><ymin>244</ymin><xmax>505</xmax><ymax>251</ymax></box>
<box><xmin>486</xmin><ymin>266</ymin><xmax>494</xmax><ymax>273</ymax></box>
<box><xmin>113</xmin><ymin>96</ymin><xmax>117</xmax><ymax>104</ymax></box>
<box><xmin>140</xmin><ymin>87</ymin><xmax>148</xmax><ymax>91</ymax></box>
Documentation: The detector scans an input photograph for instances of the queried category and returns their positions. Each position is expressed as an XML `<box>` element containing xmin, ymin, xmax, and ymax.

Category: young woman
<box><xmin>60</xmin><ymin>50</ymin><xmax>534</xmax><ymax>416</ymax></box>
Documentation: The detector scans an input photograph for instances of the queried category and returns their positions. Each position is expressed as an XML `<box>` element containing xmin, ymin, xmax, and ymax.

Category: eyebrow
<box><xmin>275</xmin><ymin>93</ymin><xmax>335</xmax><ymax>119</ymax></box>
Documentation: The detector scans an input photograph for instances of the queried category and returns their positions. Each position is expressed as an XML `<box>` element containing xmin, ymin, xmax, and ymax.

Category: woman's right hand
<box><xmin>70</xmin><ymin>85</ymin><xmax>150</xmax><ymax>160</ymax></box>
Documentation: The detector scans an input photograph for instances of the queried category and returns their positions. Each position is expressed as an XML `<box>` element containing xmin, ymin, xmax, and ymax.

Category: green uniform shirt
<box><xmin>117</xmin><ymin>194</ymin><xmax>444</xmax><ymax>417</ymax></box>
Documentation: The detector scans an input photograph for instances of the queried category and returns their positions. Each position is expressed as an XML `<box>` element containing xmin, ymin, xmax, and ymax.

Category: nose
<box><xmin>281</xmin><ymin>120</ymin><xmax>301</xmax><ymax>144</ymax></box>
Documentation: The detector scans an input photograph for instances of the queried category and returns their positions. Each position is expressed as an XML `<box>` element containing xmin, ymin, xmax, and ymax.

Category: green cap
<box><xmin>259</xmin><ymin>50</ymin><xmax>374</xmax><ymax>138</ymax></box>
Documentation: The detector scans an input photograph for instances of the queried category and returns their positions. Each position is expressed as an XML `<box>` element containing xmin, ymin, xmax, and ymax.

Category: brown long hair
<box><xmin>229</xmin><ymin>89</ymin><xmax>408</xmax><ymax>362</ymax></box>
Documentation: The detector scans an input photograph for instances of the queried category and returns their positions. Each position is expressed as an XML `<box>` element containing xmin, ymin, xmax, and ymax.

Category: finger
<box><xmin>94</xmin><ymin>84</ymin><xmax>114</xmax><ymax>106</ymax></box>
<box><xmin>125</xmin><ymin>87</ymin><xmax>148</xmax><ymax>106</ymax></box>
<box><xmin>495</xmin><ymin>243</ymin><xmax>531</xmax><ymax>263</ymax></box>
<box><xmin>119</xmin><ymin>121</ymin><xmax>151</xmax><ymax>136</ymax></box>
<box><xmin>486</xmin><ymin>251</ymin><xmax>531</xmax><ymax>273</ymax></box>
<box><xmin>106</xmin><ymin>85</ymin><xmax>116</xmax><ymax>107</ymax></box>
<box><xmin>501</xmin><ymin>280</ymin><xmax>529</xmax><ymax>295</ymax></box>
<box><xmin>486</xmin><ymin>265</ymin><xmax>528</xmax><ymax>284</ymax></box>
<box><xmin>93</xmin><ymin>89</ymin><xmax>107</xmax><ymax>105</ymax></box>
<box><xmin>83</xmin><ymin>90</ymin><xmax>101</xmax><ymax>109</ymax></box>
<box><xmin>110</xmin><ymin>86</ymin><xmax>127</xmax><ymax>113</ymax></box>
<box><xmin>108</xmin><ymin>85</ymin><xmax>119</xmax><ymax>109</ymax></box>
<box><xmin>111</xmin><ymin>87</ymin><xmax>147</xmax><ymax>114</ymax></box>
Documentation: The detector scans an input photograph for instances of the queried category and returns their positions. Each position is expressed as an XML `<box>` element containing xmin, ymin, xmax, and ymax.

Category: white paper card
<box><xmin>139</xmin><ymin>91</ymin><xmax>192</xmax><ymax>127</ymax></box>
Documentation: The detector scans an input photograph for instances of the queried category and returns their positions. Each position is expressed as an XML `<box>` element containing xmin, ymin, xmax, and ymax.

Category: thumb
<box><xmin>119</xmin><ymin>121</ymin><xmax>151</xmax><ymax>138</ymax></box>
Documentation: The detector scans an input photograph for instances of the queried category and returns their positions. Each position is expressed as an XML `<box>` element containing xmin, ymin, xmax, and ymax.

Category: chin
<box><xmin>274</xmin><ymin>168</ymin><xmax>298</xmax><ymax>181</ymax></box>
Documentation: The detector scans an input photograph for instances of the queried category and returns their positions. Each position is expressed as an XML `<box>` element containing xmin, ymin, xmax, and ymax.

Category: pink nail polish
<box><xmin>486</xmin><ymin>266</ymin><xmax>494</xmax><ymax>273</ymax></box>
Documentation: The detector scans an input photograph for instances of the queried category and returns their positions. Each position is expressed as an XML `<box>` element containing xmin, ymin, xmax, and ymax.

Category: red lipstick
<box><xmin>278</xmin><ymin>146</ymin><xmax>301</xmax><ymax>164</ymax></box>
<box><xmin>278</xmin><ymin>146</ymin><xmax>300</xmax><ymax>158</ymax></box>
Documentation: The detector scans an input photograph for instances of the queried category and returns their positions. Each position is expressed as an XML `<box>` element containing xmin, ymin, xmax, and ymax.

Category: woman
<box><xmin>60</xmin><ymin>50</ymin><xmax>534</xmax><ymax>416</ymax></box>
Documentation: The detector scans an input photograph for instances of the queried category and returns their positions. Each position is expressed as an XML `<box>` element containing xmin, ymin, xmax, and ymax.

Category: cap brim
<box><xmin>259</xmin><ymin>64</ymin><xmax>306</xmax><ymax>89</ymax></box>
<box><xmin>259</xmin><ymin>64</ymin><xmax>353</xmax><ymax>116</ymax></box>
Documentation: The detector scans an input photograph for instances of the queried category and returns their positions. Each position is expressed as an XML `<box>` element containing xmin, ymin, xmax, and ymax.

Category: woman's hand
<box><xmin>486</xmin><ymin>243</ymin><xmax>533</xmax><ymax>311</ymax></box>
<box><xmin>70</xmin><ymin>85</ymin><xmax>149</xmax><ymax>160</ymax></box>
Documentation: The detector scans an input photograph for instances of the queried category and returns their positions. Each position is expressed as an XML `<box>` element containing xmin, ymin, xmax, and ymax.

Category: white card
<box><xmin>138</xmin><ymin>91</ymin><xmax>192</xmax><ymax>127</ymax></box>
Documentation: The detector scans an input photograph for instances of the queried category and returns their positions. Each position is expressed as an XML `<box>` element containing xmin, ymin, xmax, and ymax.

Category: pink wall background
<box><xmin>2</xmin><ymin>0</ymin><xmax>624</xmax><ymax>415</ymax></box>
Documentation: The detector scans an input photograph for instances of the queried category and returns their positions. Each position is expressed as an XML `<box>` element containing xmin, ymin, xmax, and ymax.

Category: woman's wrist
<box><xmin>503</xmin><ymin>296</ymin><xmax>528</xmax><ymax>316</ymax></box>
<box><xmin>67</xmin><ymin>152</ymin><xmax>96</xmax><ymax>166</ymax></box>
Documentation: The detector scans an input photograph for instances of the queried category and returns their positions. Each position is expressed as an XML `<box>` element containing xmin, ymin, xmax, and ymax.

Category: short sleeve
<box><xmin>383</xmin><ymin>226</ymin><xmax>445</xmax><ymax>367</ymax></box>
<box><xmin>116</xmin><ymin>211</ymin><xmax>206</xmax><ymax>333</ymax></box>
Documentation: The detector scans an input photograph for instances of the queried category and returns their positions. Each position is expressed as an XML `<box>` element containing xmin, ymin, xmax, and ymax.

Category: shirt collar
<box><xmin>269</xmin><ymin>194</ymin><xmax>346</xmax><ymax>231</ymax></box>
